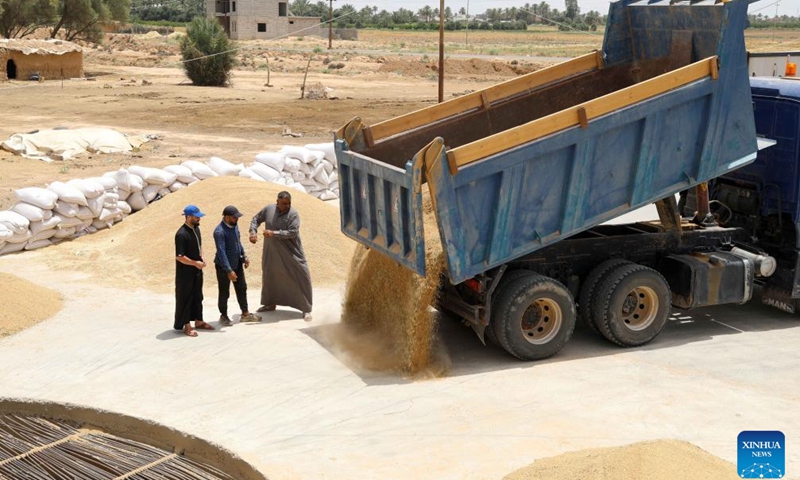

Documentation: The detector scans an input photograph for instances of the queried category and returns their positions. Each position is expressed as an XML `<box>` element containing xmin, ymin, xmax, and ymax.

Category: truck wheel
<box><xmin>578</xmin><ymin>259</ymin><xmax>632</xmax><ymax>335</ymax></box>
<box><xmin>486</xmin><ymin>269</ymin><xmax>535</xmax><ymax>346</ymax></box>
<box><xmin>492</xmin><ymin>274</ymin><xmax>576</xmax><ymax>360</ymax></box>
<box><xmin>592</xmin><ymin>263</ymin><xmax>671</xmax><ymax>347</ymax></box>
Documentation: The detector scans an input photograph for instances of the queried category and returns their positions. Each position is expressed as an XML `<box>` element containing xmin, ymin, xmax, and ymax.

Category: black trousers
<box><xmin>216</xmin><ymin>265</ymin><xmax>248</xmax><ymax>316</ymax></box>
<box><xmin>174</xmin><ymin>269</ymin><xmax>203</xmax><ymax>330</ymax></box>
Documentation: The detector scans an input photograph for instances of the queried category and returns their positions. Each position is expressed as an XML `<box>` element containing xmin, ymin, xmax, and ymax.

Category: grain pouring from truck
<box><xmin>334</xmin><ymin>0</ymin><xmax>799</xmax><ymax>362</ymax></box>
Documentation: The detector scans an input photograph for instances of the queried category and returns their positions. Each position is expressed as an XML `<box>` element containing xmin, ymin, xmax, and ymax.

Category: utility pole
<box><xmin>466</xmin><ymin>0</ymin><xmax>469</xmax><ymax>47</ymax></box>
<box><xmin>328</xmin><ymin>0</ymin><xmax>335</xmax><ymax>49</ymax></box>
<box><xmin>438</xmin><ymin>0</ymin><xmax>445</xmax><ymax>102</ymax></box>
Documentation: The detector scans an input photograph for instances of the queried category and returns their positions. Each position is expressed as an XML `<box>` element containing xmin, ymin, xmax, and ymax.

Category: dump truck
<box><xmin>334</xmin><ymin>0</ymin><xmax>791</xmax><ymax>361</ymax></box>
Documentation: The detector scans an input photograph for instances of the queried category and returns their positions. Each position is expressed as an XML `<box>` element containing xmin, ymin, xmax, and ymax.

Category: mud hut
<box><xmin>0</xmin><ymin>39</ymin><xmax>83</xmax><ymax>81</ymax></box>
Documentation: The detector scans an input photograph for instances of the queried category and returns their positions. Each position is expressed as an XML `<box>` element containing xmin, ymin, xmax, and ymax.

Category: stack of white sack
<box><xmin>0</xmin><ymin>142</ymin><xmax>341</xmax><ymax>256</ymax></box>
<box><xmin>241</xmin><ymin>143</ymin><xmax>339</xmax><ymax>201</ymax></box>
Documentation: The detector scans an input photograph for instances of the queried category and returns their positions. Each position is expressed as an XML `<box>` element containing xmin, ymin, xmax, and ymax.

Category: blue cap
<box><xmin>182</xmin><ymin>205</ymin><xmax>205</xmax><ymax>217</ymax></box>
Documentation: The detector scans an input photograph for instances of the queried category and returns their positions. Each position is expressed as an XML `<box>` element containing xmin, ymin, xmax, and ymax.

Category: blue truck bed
<box><xmin>335</xmin><ymin>0</ymin><xmax>759</xmax><ymax>285</ymax></box>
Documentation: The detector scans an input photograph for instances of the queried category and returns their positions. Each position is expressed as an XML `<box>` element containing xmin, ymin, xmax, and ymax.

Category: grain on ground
<box><xmin>0</xmin><ymin>273</ymin><xmax>63</xmax><ymax>337</ymax></box>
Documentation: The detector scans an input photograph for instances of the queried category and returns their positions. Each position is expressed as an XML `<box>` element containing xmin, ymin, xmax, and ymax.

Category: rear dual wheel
<box><xmin>590</xmin><ymin>263</ymin><xmax>671</xmax><ymax>347</ymax></box>
<box><xmin>491</xmin><ymin>272</ymin><xmax>576</xmax><ymax>361</ymax></box>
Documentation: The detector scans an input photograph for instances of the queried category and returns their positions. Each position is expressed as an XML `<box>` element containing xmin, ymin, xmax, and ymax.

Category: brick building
<box><xmin>206</xmin><ymin>0</ymin><xmax>326</xmax><ymax>40</ymax></box>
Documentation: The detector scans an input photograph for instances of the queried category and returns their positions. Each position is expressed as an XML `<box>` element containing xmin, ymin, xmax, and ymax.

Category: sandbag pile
<box><xmin>0</xmin><ymin>143</ymin><xmax>340</xmax><ymax>257</ymax></box>
<box><xmin>240</xmin><ymin>143</ymin><xmax>339</xmax><ymax>201</ymax></box>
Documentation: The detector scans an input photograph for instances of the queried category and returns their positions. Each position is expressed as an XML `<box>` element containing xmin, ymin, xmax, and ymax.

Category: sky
<box><xmin>334</xmin><ymin>0</ymin><xmax>800</xmax><ymax>18</ymax></box>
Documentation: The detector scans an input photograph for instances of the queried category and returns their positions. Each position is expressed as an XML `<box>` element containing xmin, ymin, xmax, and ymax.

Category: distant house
<box><xmin>0</xmin><ymin>39</ymin><xmax>83</xmax><ymax>81</ymax></box>
<box><xmin>206</xmin><ymin>0</ymin><xmax>326</xmax><ymax>40</ymax></box>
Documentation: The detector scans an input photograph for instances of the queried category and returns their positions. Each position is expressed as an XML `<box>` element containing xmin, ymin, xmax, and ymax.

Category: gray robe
<box><xmin>249</xmin><ymin>204</ymin><xmax>313</xmax><ymax>313</ymax></box>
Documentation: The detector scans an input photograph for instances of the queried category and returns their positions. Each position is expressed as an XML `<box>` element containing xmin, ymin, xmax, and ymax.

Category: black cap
<box><xmin>222</xmin><ymin>205</ymin><xmax>243</xmax><ymax>218</ymax></box>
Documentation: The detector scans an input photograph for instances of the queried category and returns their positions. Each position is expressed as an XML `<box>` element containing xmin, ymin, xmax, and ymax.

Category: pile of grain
<box><xmin>504</xmin><ymin>440</ymin><xmax>742</xmax><ymax>480</ymax></box>
<box><xmin>44</xmin><ymin>176</ymin><xmax>355</xmax><ymax>294</ymax></box>
<box><xmin>339</xmin><ymin>195</ymin><xmax>449</xmax><ymax>376</ymax></box>
<box><xmin>0</xmin><ymin>273</ymin><xmax>63</xmax><ymax>337</ymax></box>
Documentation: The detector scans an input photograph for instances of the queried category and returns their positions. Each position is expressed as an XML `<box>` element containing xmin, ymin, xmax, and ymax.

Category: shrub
<box><xmin>180</xmin><ymin>17</ymin><xmax>236</xmax><ymax>86</ymax></box>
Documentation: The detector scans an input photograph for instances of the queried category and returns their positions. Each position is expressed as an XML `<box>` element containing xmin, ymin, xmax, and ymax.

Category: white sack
<box><xmin>25</xmin><ymin>239</ymin><xmax>52</xmax><ymax>250</ymax></box>
<box><xmin>305</xmin><ymin>142</ymin><xmax>336</xmax><ymax>162</ymax></box>
<box><xmin>117</xmin><ymin>188</ymin><xmax>131</xmax><ymax>201</ymax></box>
<box><xmin>128</xmin><ymin>174</ymin><xmax>144</xmax><ymax>192</ymax></box>
<box><xmin>128</xmin><ymin>166</ymin><xmax>178</xmax><ymax>186</ymax></box>
<box><xmin>164</xmin><ymin>165</ymin><xmax>197</xmax><ymax>184</ymax></box>
<box><xmin>86</xmin><ymin>176</ymin><xmax>118</xmax><ymax>191</ymax></box>
<box><xmin>75</xmin><ymin>206</ymin><xmax>95</xmax><ymax>221</ymax></box>
<box><xmin>14</xmin><ymin>187</ymin><xmax>58</xmax><ymax>210</ymax></box>
<box><xmin>54</xmin><ymin>214</ymin><xmax>84</xmax><ymax>229</ymax></box>
<box><xmin>117</xmin><ymin>201</ymin><xmax>132</xmax><ymax>214</ymax></box>
<box><xmin>6</xmin><ymin>230</ymin><xmax>32</xmax><ymax>244</ymax></box>
<box><xmin>103</xmin><ymin>169</ymin><xmax>133</xmax><ymax>191</ymax></box>
<box><xmin>291</xmin><ymin>171</ymin><xmax>305</xmax><ymax>182</ymax></box>
<box><xmin>238</xmin><ymin>169</ymin><xmax>266</xmax><ymax>181</ymax></box>
<box><xmin>142</xmin><ymin>185</ymin><xmax>160</xmax><ymax>203</ymax></box>
<box><xmin>254</xmin><ymin>152</ymin><xmax>286</xmax><ymax>172</ymax></box>
<box><xmin>280</xmin><ymin>146</ymin><xmax>324</xmax><ymax>164</ymax></box>
<box><xmin>0</xmin><ymin>211</ymin><xmax>30</xmax><ymax>234</ymax></box>
<box><xmin>208</xmin><ymin>156</ymin><xmax>244</xmax><ymax>176</ymax></box>
<box><xmin>318</xmin><ymin>190</ymin><xmax>339</xmax><ymax>201</ymax></box>
<box><xmin>99</xmin><ymin>207</ymin><xmax>121</xmax><ymax>222</ymax></box>
<box><xmin>321</xmin><ymin>159</ymin><xmax>335</xmax><ymax>175</ymax></box>
<box><xmin>0</xmin><ymin>224</ymin><xmax>12</xmax><ymax>241</ymax></box>
<box><xmin>0</xmin><ymin>242</ymin><xmax>27</xmax><ymax>255</ymax></box>
<box><xmin>249</xmin><ymin>163</ymin><xmax>281</xmax><ymax>181</ymax></box>
<box><xmin>92</xmin><ymin>219</ymin><xmax>112</xmax><ymax>230</ymax></box>
<box><xmin>288</xmin><ymin>183</ymin><xmax>308</xmax><ymax>193</ymax></box>
<box><xmin>66</xmin><ymin>178</ymin><xmax>105</xmax><ymax>198</ymax></box>
<box><xmin>30</xmin><ymin>217</ymin><xmax>62</xmax><ymax>236</ymax></box>
<box><xmin>169</xmin><ymin>181</ymin><xmax>186</xmax><ymax>192</ymax></box>
<box><xmin>86</xmin><ymin>195</ymin><xmax>105</xmax><ymax>217</ymax></box>
<box><xmin>53</xmin><ymin>227</ymin><xmax>76</xmax><ymax>239</ymax></box>
<box><xmin>30</xmin><ymin>228</ymin><xmax>57</xmax><ymax>242</ymax></box>
<box><xmin>11</xmin><ymin>202</ymin><xmax>45</xmax><ymax>222</ymax></box>
<box><xmin>127</xmin><ymin>192</ymin><xmax>147</xmax><ymax>211</ymax></box>
<box><xmin>47</xmin><ymin>181</ymin><xmax>88</xmax><ymax>206</ymax></box>
<box><xmin>54</xmin><ymin>200</ymin><xmax>79</xmax><ymax>217</ymax></box>
<box><xmin>181</xmin><ymin>160</ymin><xmax>218</xmax><ymax>179</ymax></box>
<box><xmin>283</xmin><ymin>158</ymin><xmax>303</xmax><ymax>174</ymax></box>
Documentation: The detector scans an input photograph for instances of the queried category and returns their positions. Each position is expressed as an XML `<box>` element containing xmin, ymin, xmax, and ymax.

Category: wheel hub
<box><xmin>520</xmin><ymin>298</ymin><xmax>562</xmax><ymax>344</ymax></box>
<box><xmin>620</xmin><ymin>286</ymin><xmax>658</xmax><ymax>331</ymax></box>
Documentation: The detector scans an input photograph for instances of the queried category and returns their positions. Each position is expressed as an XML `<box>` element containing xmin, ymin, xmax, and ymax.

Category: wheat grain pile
<box><xmin>0</xmin><ymin>273</ymin><xmax>63</xmax><ymax>337</ymax></box>
<box><xmin>44</xmin><ymin>177</ymin><xmax>355</xmax><ymax>294</ymax></box>
<box><xmin>504</xmin><ymin>440</ymin><xmax>742</xmax><ymax>480</ymax></box>
<box><xmin>339</xmin><ymin>194</ymin><xmax>449</xmax><ymax>376</ymax></box>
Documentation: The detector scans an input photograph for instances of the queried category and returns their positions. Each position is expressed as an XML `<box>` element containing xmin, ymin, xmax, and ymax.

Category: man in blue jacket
<box><xmin>214</xmin><ymin>205</ymin><xmax>260</xmax><ymax>326</ymax></box>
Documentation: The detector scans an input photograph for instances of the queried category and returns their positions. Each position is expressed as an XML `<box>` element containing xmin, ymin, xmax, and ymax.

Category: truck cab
<box><xmin>710</xmin><ymin>77</ymin><xmax>800</xmax><ymax>311</ymax></box>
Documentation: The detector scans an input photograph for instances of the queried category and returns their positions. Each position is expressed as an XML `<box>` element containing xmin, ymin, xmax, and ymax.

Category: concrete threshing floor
<box><xmin>1</xmin><ymin>237</ymin><xmax>799</xmax><ymax>479</ymax></box>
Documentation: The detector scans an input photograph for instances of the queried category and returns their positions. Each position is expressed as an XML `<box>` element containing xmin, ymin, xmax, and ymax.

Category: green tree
<box><xmin>289</xmin><ymin>0</ymin><xmax>311</xmax><ymax>16</ymax></box>
<box><xmin>51</xmin><ymin>0</ymin><xmax>130</xmax><ymax>43</ymax></box>
<box><xmin>565</xmin><ymin>0</ymin><xmax>580</xmax><ymax>21</ymax></box>
<box><xmin>180</xmin><ymin>16</ymin><xmax>236</xmax><ymax>87</ymax></box>
<box><xmin>0</xmin><ymin>0</ymin><xmax>54</xmax><ymax>38</ymax></box>
<box><xmin>417</xmin><ymin>5</ymin><xmax>432</xmax><ymax>22</ymax></box>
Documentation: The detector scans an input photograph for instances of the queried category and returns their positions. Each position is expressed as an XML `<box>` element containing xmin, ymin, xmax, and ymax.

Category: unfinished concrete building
<box><xmin>0</xmin><ymin>39</ymin><xmax>83</xmax><ymax>81</ymax></box>
<box><xmin>206</xmin><ymin>0</ymin><xmax>326</xmax><ymax>40</ymax></box>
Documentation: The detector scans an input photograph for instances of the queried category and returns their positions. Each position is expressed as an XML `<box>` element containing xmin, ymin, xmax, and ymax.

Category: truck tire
<box><xmin>578</xmin><ymin>259</ymin><xmax>632</xmax><ymax>335</ymax></box>
<box><xmin>491</xmin><ymin>274</ymin><xmax>576</xmax><ymax>360</ymax></box>
<box><xmin>486</xmin><ymin>269</ymin><xmax>535</xmax><ymax>346</ymax></box>
<box><xmin>592</xmin><ymin>263</ymin><xmax>671</xmax><ymax>347</ymax></box>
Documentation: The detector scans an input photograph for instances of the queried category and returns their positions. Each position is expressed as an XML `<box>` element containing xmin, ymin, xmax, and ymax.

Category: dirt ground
<box><xmin>0</xmin><ymin>32</ymin><xmax>548</xmax><ymax>211</ymax></box>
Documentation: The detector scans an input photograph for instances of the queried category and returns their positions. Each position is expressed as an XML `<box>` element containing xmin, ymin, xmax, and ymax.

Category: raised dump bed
<box><xmin>335</xmin><ymin>0</ymin><xmax>758</xmax><ymax>285</ymax></box>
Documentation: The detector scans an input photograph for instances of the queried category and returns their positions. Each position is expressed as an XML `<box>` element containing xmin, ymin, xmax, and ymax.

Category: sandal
<box><xmin>194</xmin><ymin>321</ymin><xmax>215</xmax><ymax>330</ymax></box>
<box><xmin>183</xmin><ymin>325</ymin><xmax>198</xmax><ymax>337</ymax></box>
<box><xmin>256</xmin><ymin>304</ymin><xmax>276</xmax><ymax>312</ymax></box>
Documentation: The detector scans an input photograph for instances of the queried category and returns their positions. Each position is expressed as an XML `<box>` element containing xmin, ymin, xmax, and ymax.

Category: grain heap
<box><xmin>44</xmin><ymin>177</ymin><xmax>354</xmax><ymax>294</ymax></box>
<box><xmin>339</xmin><ymin>195</ymin><xmax>449</xmax><ymax>376</ymax></box>
<box><xmin>504</xmin><ymin>440</ymin><xmax>742</xmax><ymax>480</ymax></box>
<box><xmin>0</xmin><ymin>273</ymin><xmax>62</xmax><ymax>337</ymax></box>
